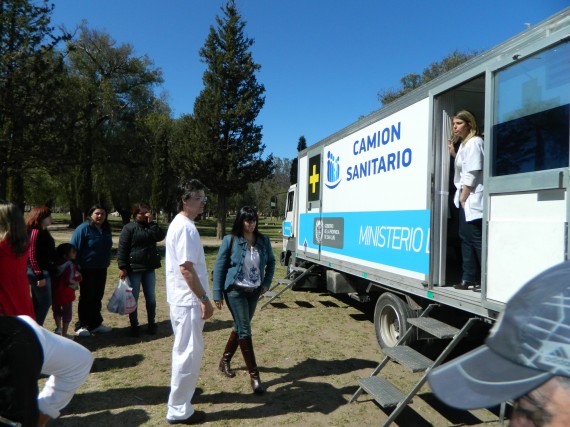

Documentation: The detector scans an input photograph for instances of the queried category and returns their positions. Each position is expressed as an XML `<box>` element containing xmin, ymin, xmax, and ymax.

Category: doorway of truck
<box><xmin>432</xmin><ymin>76</ymin><xmax>485</xmax><ymax>287</ymax></box>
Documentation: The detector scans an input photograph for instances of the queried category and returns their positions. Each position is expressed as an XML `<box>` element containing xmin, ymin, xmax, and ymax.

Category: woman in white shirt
<box><xmin>449</xmin><ymin>110</ymin><xmax>484</xmax><ymax>290</ymax></box>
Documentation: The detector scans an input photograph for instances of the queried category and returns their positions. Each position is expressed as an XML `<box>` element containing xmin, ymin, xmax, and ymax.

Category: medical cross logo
<box><xmin>308</xmin><ymin>154</ymin><xmax>321</xmax><ymax>202</ymax></box>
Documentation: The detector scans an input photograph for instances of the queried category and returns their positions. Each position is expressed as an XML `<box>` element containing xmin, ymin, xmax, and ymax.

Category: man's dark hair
<box><xmin>177</xmin><ymin>179</ymin><xmax>207</xmax><ymax>211</ymax></box>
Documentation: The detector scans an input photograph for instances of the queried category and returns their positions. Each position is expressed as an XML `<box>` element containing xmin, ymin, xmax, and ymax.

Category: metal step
<box><xmin>290</xmin><ymin>266</ymin><xmax>307</xmax><ymax>273</ymax></box>
<box><xmin>382</xmin><ymin>346</ymin><xmax>433</xmax><ymax>372</ymax></box>
<box><xmin>263</xmin><ymin>291</ymin><xmax>277</xmax><ymax>298</ymax></box>
<box><xmin>408</xmin><ymin>317</ymin><xmax>460</xmax><ymax>339</ymax></box>
<box><xmin>357</xmin><ymin>376</ymin><xmax>405</xmax><ymax>408</ymax></box>
<box><xmin>276</xmin><ymin>278</ymin><xmax>292</xmax><ymax>285</ymax></box>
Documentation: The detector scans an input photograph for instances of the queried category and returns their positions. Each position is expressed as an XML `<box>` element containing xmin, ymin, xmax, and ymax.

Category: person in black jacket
<box><xmin>25</xmin><ymin>206</ymin><xmax>57</xmax><ymax>326</ymax></box>
<box><xmin>117</xmin><ymin>203</ymin><xmax>166</xmax><ymax>337</ymax></box>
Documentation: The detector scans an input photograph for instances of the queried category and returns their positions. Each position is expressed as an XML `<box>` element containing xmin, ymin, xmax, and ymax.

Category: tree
<box><xmin>64</xmin><ymin>26</ymin><xmax>162</xmax><ymax>224</ymax></box>
<box><xmin>0</xmin><ymin>0</ymin><xmax>67</xmax><ymax>207</ymax></box>
<box><xmin>142</xmin><ymin>102</ymin><xmax>177</xmax><ymax>219</ymax></box>
<box><xmin>189</xmin><ymin>1</ymin><xmax>273</xmax><ymax>238</ymax></box>
<box><xmin>289</xmin><ymin>135</ymin><xmax>306</xmax><ymax>185</ymax></box>
<box><xmin>378</xmin><ymin>50</ymin><xmax>480</xmax><ymax>105</ymax></box>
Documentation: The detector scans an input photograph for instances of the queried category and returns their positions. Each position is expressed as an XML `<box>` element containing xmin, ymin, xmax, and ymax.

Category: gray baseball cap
<box><xmin>428</xmin><ymin>261</ymin><xmax>570</xmax><ymax>409</ymax></box>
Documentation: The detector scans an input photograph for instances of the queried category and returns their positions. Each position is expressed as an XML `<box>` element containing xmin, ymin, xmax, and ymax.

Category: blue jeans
<box><xmin>128</xmin><ymin>270</ymin><xmax>157</xmax><ymax>327</ymax></box>
<box><xmin>27</xmin><ymin>267</ymin><xmax>52</xmax><ymax>326</ymax></box>
<box><xmin>458</xmin><ymin>208</ymin><xmax>482</xmax><ymax>283</ymax></box>
<box><xmin>225</xmin><ymin>286</ymin><xmax>261</xmax><ymax>339</ymax></box>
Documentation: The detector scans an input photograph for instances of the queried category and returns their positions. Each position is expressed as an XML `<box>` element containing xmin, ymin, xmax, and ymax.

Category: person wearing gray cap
<box><xmin>428</xmin><ymin>261</ymin><xmax>570</xmax><ymax>426</ymax></box>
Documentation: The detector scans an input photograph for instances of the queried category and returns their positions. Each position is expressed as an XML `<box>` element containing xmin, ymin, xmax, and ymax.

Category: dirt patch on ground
<box><xmin>42</xmin><ymin>228</ymin><xmax>506</xmax><ymax>426</ymax></box>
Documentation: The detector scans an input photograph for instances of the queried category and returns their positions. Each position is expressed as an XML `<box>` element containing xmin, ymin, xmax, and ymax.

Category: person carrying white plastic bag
<box><xmin>107</xmin><ymin>278</ymin><xmax>137</xmax><ymax>315</ymax></box>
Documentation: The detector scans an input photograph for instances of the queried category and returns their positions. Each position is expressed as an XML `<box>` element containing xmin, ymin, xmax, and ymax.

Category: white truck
<box><xmin>278</xmin><ymin>8</ymin><xmax>570</xmax><ymax>350</ymax></box>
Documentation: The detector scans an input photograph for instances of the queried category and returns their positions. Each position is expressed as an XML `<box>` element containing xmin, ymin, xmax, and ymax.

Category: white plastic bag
<box><xmin>107</xmin><ymin>278</ymin><xmax>137</xmax><ymax>315</ymax></box>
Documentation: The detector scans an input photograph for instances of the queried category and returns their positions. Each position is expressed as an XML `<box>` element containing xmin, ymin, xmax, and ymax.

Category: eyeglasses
<box><xmin>191</xmin><ymin>196</ymin><xmax>208</xmax><ymax>203</ymax></box>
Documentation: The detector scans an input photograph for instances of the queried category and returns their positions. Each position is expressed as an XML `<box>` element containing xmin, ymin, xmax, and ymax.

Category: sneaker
<box><xmin>76</xmin><ymin>328</ymin><xmax>91</xmax><ymax>337</ymax></box>
<box><xmin>129</xmin><ymin>325</ymin><xmax>141</xmax><ymax>338</ymax></box>
<box><xmin>54</xmin><ymin>327</ymin><xmax>62</xmax><ymax>335</ymax></box>
<box><xmin>166</xmin><ymin>410</ymin><xmax>206</xmax><ymax>424</ymax></box>
<box><xmin>91</xmin><ymin>324</ymin><xmax>112</xmax><ymax>333</ymax></box>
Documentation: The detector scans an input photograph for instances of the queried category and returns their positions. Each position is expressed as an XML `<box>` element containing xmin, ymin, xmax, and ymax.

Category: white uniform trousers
<box><xmin>19</xmin><ymin>315</ymin><xmax>94</xmax><ymax>419</ymax></box>
<box><xmin>167</xmin><ymin>304</ymin><xmax>206</xmax><ymax>421</ymax></box>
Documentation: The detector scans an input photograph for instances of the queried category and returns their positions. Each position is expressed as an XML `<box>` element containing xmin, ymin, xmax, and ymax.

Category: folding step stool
<box><xmin>350</xmin><ymin>303</ymin><xmax>480</xmax><ymax>426</ymax></box>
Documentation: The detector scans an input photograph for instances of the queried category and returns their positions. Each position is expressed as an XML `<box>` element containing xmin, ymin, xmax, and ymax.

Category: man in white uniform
<box><xmin>165</xmin><ymin>179</ymin><xmax>214</xmax><ymax>425</ymax></box>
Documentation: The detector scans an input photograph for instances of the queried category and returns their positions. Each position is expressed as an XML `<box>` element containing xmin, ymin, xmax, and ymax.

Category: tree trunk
<box><xmin>0</xmin><ymin>164</ymin><xmax>6</xmax><ymax>200</ymax></box>
<box><xmin>69</xmin><ymin>206</ymin><xmax>83</xmax><ymax>228</ymax></box>
<box><xmin>78</xmin><ymin>136</ymin><xmax>94</xmax><ymax>213</ymax></box>
<box><xmin>7</xmin><ymin>170</ymin><xmax>25</xmax><ymax>212</ymax></box>
<box><xmin>119</xmin><ymin>208</ymin><xmax>130</xmax><ymax>225</ymax></box>
<box><xmin>216</xmin><ymin>193</ymin><xmax>227</xmax><ymax>240</ymax></box>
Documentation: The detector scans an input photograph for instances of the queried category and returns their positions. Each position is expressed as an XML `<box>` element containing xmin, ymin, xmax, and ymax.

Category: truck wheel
<box><xmin>374</xmin><ymin>293</ymin><xmax>414</xmax><ymax>349</ymax></box>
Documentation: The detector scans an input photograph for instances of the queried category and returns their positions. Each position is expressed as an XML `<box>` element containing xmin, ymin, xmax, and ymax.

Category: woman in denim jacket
<box><xmin>213</xmin><ymin>206</ymin><xmax>275</xmax><ymax>394</ymax></box>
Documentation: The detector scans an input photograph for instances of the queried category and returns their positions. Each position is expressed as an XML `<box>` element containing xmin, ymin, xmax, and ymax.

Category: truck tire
<box><xmin>374</xmin><ymin>293</ymin><xmax>414</xmax><ymax>349</ymax></box>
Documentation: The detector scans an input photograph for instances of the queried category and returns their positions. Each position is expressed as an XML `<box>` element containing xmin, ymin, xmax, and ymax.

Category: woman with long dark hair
<box><xmin>71</xmin><ymin>204</ymin><xmax>113</xmax><ymax>336</ymax></box>
<box><xmin>213</xmin><ymin>207</ymin><xmax>275</xmax><ymax>394</ymax></box>
<box><xmin>0</xmin><ymin>202</ymin><xmax>34</xmax><ymax>318</ymax></box>
<box><xmin>25</xmin><ymin>206</ymin><xmax>57</xmax><ymax>325</ymax></box>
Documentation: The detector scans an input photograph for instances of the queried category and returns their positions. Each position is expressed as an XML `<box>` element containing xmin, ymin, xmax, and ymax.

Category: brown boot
<box><xmin>239</xmin><ymin>336</ymin><xmax>264</xmax><ymax>394</ymax></box>
<box><xmin>219</xmin><ymin>330</ymin><xmax>239</xmax><ymax>378</ymax></box>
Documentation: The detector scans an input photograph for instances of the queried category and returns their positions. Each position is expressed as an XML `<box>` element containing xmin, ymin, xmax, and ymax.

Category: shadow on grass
<box><xmin>52</xmin><ymin>409</ymin><xmax>150</xmax><ymax>427</ymax></box>
<box><xmin>90</xmin><ymin>354</ymin><xmax>145</xmax><ymax>373</ymax></box>
<box><xmin>75</xmin><ymin>320</ymin><xmax>174</xmax><ymax>352</ymax></box>
<box><xmin>77</xmin><ymin>318</ymin><xmax>236</xmax><ymax>353</ymax></box>
<box><xmin>418</xmin><ymin>392</ymin><xmax>504</xmax><ymax>425</ymax></box>
<box><xmin>358</xmin><ymin>392</ymin><xmax>505</xmax><ymax>427</ymax></box>
<box><xmin>61</xmin><ymin>385</ymin><xmax>169</xmax><ymax>413</ymax></box>
<box><xmin>199</xmin><ymin>357</ymin><xmax>379</xmax><ymax>421</ymax></box>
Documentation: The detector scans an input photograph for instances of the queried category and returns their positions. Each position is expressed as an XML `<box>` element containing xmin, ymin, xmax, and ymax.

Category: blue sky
<box><xmin>50</xmin><ymin>1</ymin><xmax>567</xmax><ymax>160</ymax></box>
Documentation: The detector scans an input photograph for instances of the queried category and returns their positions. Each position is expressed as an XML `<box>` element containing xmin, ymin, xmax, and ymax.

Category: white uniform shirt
<box><xmin>454</xmin><ymin>135</ymin><xmax>484</xmax><ymax>221</ymax></box>
<box><xmin>165</xmin><ymin>213</ymin><xmax>210</xmax><ymax>306</ymax></box>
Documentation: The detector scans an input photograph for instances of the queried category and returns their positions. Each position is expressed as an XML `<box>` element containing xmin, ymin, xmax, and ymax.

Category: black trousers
<box><xmin>0</xmin><ymin>316</ymin><xmax>43</xmax><ymax>427</ymax></box>
<box><xmin>78</xmin><ymin>268</ymin><xmax>108</xmax><ymax>331</ymax></box>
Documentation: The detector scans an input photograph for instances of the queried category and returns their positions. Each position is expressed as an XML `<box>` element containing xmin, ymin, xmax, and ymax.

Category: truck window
<box><xmin>286</xmin><ymin>191</ymin><xmax>294</xmax><ymax>212</ymax></box>
<box><xmin>492</xmin><ymin>41</ymin><xmax>570</xmax><ymax>176</ymax></box>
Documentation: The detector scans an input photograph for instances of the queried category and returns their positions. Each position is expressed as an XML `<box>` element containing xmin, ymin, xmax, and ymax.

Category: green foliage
<box><xmin>0</xmin><ymin>0</ymin><xmax>68</xmax><ymax>207</ymax></box>
<box><xmin>63</xmin><ymin>25</ymin><xmax>163</xmax><ymax>218</ymax></box>
<box><xmin>186</xmin><ymin>1</ymin><xmax>274</xmax><ymax>237</ymax></box>
<box><xmin>1</xmin><ymin>0</ymin><xmax>287</xmax><ymax>221</ymax></box>
<box><xmin>378</xmin><ymin>49</ymin><xmax>480</xmax><ymax>105</ymax></box>
<box><xmin>289</xmin><ymin>135</ymin><xmax>306</xmax><ymax>185</ymax></box>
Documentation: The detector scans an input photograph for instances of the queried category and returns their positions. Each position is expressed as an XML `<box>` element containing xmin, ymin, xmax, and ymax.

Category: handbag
<box><xmin>107</xmin><ymin>278</ymin><xmax>137</xmax><ymax>315</ymax></box>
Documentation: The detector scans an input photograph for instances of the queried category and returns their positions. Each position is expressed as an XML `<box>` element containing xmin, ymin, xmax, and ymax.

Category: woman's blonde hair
<box><xmin>0</xmin><ymin>203</ymin><xmax>29</xmax><ymax>256</ymax></box>
<box><xmin>454</xmin><ymin>110</ymin><xmax>480</xmax><ymax>142</ymax></box>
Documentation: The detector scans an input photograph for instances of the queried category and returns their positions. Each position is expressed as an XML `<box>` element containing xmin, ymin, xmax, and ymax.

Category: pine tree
<box><xmin>0</xmin><ymin>0</ymin><xmax>65</xmax><ymax>206</ymax></box>
<box><xmin>190</xmin><ymin>1</ymin><xmax>273</xmax><ymax>238</ymax></box>
<box><xmin>289</xmin><ymin>136</ymin><xmax>306</xmax><ymax>185</ymax></box>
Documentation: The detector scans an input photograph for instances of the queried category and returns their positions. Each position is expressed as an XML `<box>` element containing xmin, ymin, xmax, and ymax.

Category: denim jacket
<box><xmin>212</xmin><ymin>234</ymin><xmax>275</xmax><ymax>301</ymax></box>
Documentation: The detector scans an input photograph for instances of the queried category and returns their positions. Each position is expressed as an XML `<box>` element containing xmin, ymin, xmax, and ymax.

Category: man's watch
<box><xmin>200</xmin><ymin>294</ymin><xmax>209</xmax><ymax>303</ymax></box>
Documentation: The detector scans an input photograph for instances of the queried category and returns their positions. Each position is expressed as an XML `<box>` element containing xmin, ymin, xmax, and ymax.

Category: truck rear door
<box><xmin>297</xmin><ymin>148</ymin><xmax>323</xmax><ymax>261</ymax></box>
